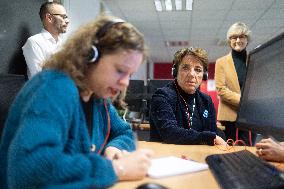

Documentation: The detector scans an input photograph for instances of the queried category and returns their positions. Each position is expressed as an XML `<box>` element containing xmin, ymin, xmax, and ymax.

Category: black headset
<box><xmin>172</xmin><ymin>63</ymin><xmax>208</xmax><ymax>81</ymax></box>
<box><xmin>88</xmin><ymin>18</ymin><xmax>125</xmax><ymax>64</ymax></box>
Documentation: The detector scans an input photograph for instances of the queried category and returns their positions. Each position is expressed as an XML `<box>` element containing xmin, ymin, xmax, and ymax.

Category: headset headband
<box><xmin>96</xmin><ymin>18</ymin><xmax>125</xmax><ymax>39</ymax></box>
<box><xmin>88</xmin><ymin>18</ymin><xmax>126</xmax><ymax>64</ymax></box>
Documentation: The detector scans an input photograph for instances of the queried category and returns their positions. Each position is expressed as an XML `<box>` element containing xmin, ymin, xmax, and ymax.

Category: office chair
<box><xmin>125</xmin><ymin>80</ymin><xmax>149</xmax><ymax>122</ymax></box>
<box><xmin>0</xmin><ymin>74</ymin><xmax>26</xmax><ymax>136</ymax></box>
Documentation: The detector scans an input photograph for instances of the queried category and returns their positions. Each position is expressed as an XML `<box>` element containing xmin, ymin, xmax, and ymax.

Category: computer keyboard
<box><xmin>205</xmin><ymin>150</ymin><xmax>284</xmax><ymax>189</ymax></box>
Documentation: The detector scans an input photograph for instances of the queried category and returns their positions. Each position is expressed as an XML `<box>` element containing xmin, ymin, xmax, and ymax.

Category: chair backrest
<box><xmin>0</xmin><ymin>74</ymin><xmax>26</xmax><ymax>135</ymax></box>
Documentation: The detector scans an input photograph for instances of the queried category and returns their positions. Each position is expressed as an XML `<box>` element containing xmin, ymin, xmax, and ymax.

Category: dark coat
<box><xmin>150</xmin><ymin>81</ymin><xmax>217</xmax><ymax>145</ymax></box>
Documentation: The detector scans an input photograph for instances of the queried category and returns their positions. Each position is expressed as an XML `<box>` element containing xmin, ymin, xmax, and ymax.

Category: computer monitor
<box><xmin>147</xmin><ymin>79</ymin><xmax>172</xmax><ymax>97</ymax></box>
<box><xmin>125</xmin><ymin>80</ymin><xmax>146</xmax><ymax>112</ymax></box>
<box><xmin>236</xmin><ymin>32</ymin><xmax>284</xmax><ymax>140</ymax></box>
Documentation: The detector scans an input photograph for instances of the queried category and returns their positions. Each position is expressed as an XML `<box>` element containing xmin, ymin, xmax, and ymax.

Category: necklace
<box><xmin>179</xmin><ymin>95</ymin><xmax>196</xmax><ymax>128</ymax></box>
<box><xmin>174</xmin><ymin>81</ymin><xmax>196</xmax><ymax>128</ymax></box>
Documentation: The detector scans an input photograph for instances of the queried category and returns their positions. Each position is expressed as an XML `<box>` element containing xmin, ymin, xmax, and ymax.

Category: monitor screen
<box><xmin>125</xmin><ymin>80</ymin><xmax>145</xmax><ymax>112</ymax></box>
<box><xmin>147</xmin><ymin>79</ymin><xmax>172</xmax><ymax>95</ymax></box>
<box><xmin>236</xmin><ymin>32</ymin><xmax>284</xmax><ymax>140</ymax></box>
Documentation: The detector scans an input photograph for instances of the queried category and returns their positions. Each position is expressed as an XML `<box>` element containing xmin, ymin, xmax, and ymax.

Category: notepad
<box><xmin>147</xmin><ymin>156</ymin><xmax>208</xmax><ymax>178</ymax></box>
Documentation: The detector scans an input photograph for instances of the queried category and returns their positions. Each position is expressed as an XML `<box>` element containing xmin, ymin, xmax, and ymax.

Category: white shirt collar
<box><xmin>41</xmin><ymin>28</ymin><xmax>62</xmax><ymax>43</ymax></box>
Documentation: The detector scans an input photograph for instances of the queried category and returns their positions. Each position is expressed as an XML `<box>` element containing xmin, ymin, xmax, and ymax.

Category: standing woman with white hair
<box><xmin>215</xmin><ymin>22</ymin><xmax>256</xmax><ymax>146</ymax></box>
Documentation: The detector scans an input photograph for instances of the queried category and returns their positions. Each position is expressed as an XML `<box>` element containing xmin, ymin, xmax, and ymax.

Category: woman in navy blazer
<box><xmin>150</xmin><ymin>47</ymin><xmax>226</xmax><ymax>145</ymax></box>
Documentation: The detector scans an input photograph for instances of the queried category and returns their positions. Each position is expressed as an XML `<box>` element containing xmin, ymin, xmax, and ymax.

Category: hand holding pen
<box><xmin>104</xmin><ymin>146</ymin><xmax>129</xmax><ymax>160</ymax></box>
<box><xmin>104</xmin><ymin>132</ymin><xmax>139</xmax><ymax>160</ymax></box>
<box><xmin>105</xmin><ymin>132</ymin><xmax>154</xmax><ymax>181</ymax></box>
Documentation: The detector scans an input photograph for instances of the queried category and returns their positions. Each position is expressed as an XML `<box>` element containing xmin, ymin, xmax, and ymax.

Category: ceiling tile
<box><xmin>104</xmin><ymin>0</ymin><xmax>284</xmax><ymax>62</ymax></box>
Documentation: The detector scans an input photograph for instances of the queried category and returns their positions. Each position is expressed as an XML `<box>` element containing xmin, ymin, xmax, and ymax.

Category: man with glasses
<box><xmin>22</xmin><ymin>2</ymin><xmax>69</xmax><ymax>79</ymax></box>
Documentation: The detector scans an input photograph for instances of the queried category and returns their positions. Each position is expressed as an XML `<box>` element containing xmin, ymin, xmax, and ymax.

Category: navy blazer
<box><xmin>150</xmin><ymin>81</ymin><xmax>217</xmax><ymax>145</ymax></box>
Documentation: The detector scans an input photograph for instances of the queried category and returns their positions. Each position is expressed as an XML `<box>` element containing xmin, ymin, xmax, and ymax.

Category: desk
<box><xmin>132</xmin><ymin>123</ymin><xmax>150</xmax><ymax>131</ymax></box>
<box><xmin>139</xmin><ymin>123</ymin><xmax>150</xmax><ymax>130</ymax></box>
<box><xmin>110</xmin><ymin>141</ymin><xmax>258</xmax><ymax>189</ymax></box>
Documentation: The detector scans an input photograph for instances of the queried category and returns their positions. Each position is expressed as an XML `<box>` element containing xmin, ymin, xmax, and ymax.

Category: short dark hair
<box><xmin>39</xmin><ymin>2</ymin><xmax>62</xmax><ymax>21</ymax></box>
<box><xmin>173</xmin><ymin>47</ymin><xmax>209</xmax><ymax>72</ymax></box>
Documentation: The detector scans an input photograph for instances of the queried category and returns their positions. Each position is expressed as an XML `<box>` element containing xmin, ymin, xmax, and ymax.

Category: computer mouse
<box><xmin>136</xmin><ymin>183</ymin><xmax>168</xmax><ymax>189</ymax></box>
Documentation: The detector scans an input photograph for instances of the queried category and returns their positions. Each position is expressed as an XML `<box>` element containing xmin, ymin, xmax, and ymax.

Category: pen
<box><xmin>181</xmin><ymin>155</ymin><xmax>197</xmax><ymax>162</ymax></box>
<box><xmin>181</xmin><ymin>155</ymin><xmax>188</xmax><ymax>160</ymax></box>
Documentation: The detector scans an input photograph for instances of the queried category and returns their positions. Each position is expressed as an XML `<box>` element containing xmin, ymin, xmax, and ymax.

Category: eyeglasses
<box><xmin>49</xmin><ymin>13</ymin><xmax>68</xmax><ymax>20</ymax></box>
<box><xmin>230</xmin><ymin>34</ymin><xmax>247</xmax><ymax>40</ymax></box>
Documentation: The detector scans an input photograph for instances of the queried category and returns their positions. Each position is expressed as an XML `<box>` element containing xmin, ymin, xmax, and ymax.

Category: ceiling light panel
<box><xmin>154</xmin><ymin>0</ymin><xmax>163</xmax><ymax>11</ymax></box>
<box><xmin>154</xmin><ymin>0</ymin><xmax>193</xmax><ymax>12</ymax></box>
<box><xmin>186</xmin><ymin>0</ymin><xmax>193</xmax><ymax>10</ymax></box>
<box><xmin>175</xmin><ymin>0</ymin><xmax>182</xmax><ymax>10</ymax></box>
<box><xmin>165</xmin><ymin>0</ymin><xmax>173</xmax><ymax>11</ymax></box>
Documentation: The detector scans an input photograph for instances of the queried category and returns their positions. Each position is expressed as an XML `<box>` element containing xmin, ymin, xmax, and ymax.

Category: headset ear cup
<box><xmin>89</xmin><ymin>19</ymin><xmax>125</xmax><ymax>64</ymax></box>
<box><xmin>172</xmin><ymin>64</ymin><xmax>178</xmax><ymax>78</ymax></box>
<box><xmin>203</xmin><ymin>71</ymin><xmax>208</xmax><ymax>81</ymax></box>
<box><xmin>89</xmin><ymin>45</ymin><xmax>100</xmax><ymax>63</ymax></box>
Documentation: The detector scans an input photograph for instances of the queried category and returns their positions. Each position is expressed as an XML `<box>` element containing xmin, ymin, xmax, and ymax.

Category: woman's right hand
<box><xmin>214</xmin><ymin>135</ymin><xmax>227</xmax><ymax>145</ymax></box>
<box><xmin>112</xmin><ymin>149</ymin><xmax>154</xmax><ymax>181</ymax></box>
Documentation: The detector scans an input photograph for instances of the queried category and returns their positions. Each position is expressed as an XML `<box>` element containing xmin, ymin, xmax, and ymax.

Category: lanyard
<box><xmin>179</xmin><ymin>95</ymin><xmax>195</xmax><ymax>128</ymax></box>
<box><xmin>174</xmin><ymin>82</ymin><xmax>196</xmax><ymax>128</ymax></box>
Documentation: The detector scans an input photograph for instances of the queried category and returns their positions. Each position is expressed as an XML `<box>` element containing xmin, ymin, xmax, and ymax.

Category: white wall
<box><xmin>63</xmin><ymin>0</ymin><xmax>101</xmax><ymax>39</ymax></box>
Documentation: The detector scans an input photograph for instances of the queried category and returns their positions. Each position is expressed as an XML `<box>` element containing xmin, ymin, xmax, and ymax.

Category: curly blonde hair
<box><xmin>43</xmin><ymin>14</ymin><xmax>147</xmax><ymax>93</ymax></box>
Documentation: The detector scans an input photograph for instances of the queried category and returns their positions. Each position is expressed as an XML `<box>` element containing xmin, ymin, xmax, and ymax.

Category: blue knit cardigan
<box><xmin>0</xmin><ymin>70</ymin><xmax>135</xmax><ymax>189</ymax></box>
<box><xmin>150</xmin><ymin>81</ymin><xmax>217</xmax><ymax>145</ymax></box>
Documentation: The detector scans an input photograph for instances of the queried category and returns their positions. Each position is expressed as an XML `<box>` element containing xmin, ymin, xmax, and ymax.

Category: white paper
<box><xmin>148</xmin><ymin>156</ymin><xmax>208</xmax><ymax>178</ymax></box>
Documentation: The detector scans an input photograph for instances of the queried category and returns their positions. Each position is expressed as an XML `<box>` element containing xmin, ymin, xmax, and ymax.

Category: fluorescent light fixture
<box><xmin>175</xmin><ymin>0</ymin><xmax>182</xmax><ymax>10</ymax></box>
<box><xmin>165</xmin><ymin>0</ymin><xmax>173</xmax><ymax>11</ymax></box>
<box><xmin>154</xmin><ymin>0</ymin><xmax>192</xmax><ymax>12</ymax></box>
<box><xmin>154</xmin><ymin>0</ymin><xmax>163</xmax><ymax>11</ymax></box>
<box><xmin>186</xmin><ymin>0</ymin><xmax>193</xmax><ymax>10</ymax></box>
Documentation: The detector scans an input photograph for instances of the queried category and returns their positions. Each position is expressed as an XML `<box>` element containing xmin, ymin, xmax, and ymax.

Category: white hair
<box><xmin>227</xmin><ymin>22</ymin><xmax>251</xmax><ymax>42</ymax></box>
